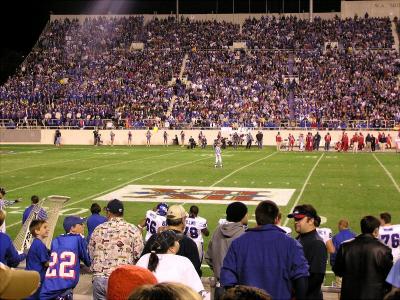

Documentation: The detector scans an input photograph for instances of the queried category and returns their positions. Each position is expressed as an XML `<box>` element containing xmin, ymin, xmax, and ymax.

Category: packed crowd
<box><xmin>1</xmin><ymin>186</ymin><xmax>399</xmax><ymax>300</ymax></box>
<box><xmin>0</xmin><ymin>16</ymin><xmax>399</xmax><ymax>129</ymax></box>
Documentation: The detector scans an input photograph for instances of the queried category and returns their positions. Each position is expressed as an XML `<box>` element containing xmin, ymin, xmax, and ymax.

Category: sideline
<box><xmin>373</xmin><ymin>154</ymin><xmax>400</xmax><ymax>193</ymax></box>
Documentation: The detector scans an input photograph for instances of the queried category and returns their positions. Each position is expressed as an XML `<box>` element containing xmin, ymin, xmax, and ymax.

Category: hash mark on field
<box><xmin>251</xmin><ymin>181</ymin><xmax>255</xmax><ymax>185</ymax></box>
<box><xmin>101</xmin><ymin>178</ymin><xmax>105</xmax><ymax>181</ymax></box>
<box><xmin>340</xmin><ymin>183</ymin><xmax>343</xmax><ymax>186</ymax></box>
<box><xmin>321</xmin><ymin>183</ymin><xmax>325</xmax><ymax>186</ymax></box>
<box><xmin>117</xmin><ymin>178</ymin><xmax>122</xmax><ymax>181</ymax></box>
<box><xmin>358</xmin><ymin>183</ymin><xmax>362</xmax><ymax>187</ymax></box>
<box><xmin>376</xmin><ymin>184</ymin><xmax>380</xmax><ymax>187</ymax></box>
<box><xmin>200</xmin><ymin>180</ymin><xmax>204</xmax><ymax>183</ymax></box>
<box><xmin>11</xmin><ymin>175</ymin><xmax>15</xmax><ymax>178</ymax></box>
<box><xmin>183</xmin><ymin>179</ymin><xmax>187</xmax><ymax>183</ymax></box>
<box><xmin>373</xmin><ymin>154</ymin><xmax>400</xmax><ymax>193</ymax></box>
<box><xmin>286</xmin><ymin>182</ymin><xmax>290</xmax><ymax>185</ymax></box>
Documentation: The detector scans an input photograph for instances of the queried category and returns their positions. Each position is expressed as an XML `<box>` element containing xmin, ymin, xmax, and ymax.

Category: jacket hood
<box><xmin>220</xmin><ymin>222</ymin><xmax>246</xmax><ymax>238</ymax></box>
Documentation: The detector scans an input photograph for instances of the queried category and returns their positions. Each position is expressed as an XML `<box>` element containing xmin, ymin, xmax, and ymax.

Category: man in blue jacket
<box><xmin>220</xmin><ymin>200</ymin><xmax>309</xmax><ymax>300</ymax></box>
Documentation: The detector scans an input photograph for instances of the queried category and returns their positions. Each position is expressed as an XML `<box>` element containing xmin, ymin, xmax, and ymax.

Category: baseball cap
<box><xmin>167</xmin><ymin>205</ymin><xmax>188</xmax><ymax>220</ymax></box>
<box><xmin>105</xmin><ymin>199</ymin><xmax>124</xmax><ymax>214</ymax></box>
<box><xmin>107</xmin><ymin>265</ymin><xmax>157</xmax><ymax>300</ymax></box>
<box><xmin>63</xmin><ymin>215</ymin><xmax>86</xmax><ymax>232</ymax></box>
<box><xmin>152</xmin><ymin>230</ymin><xmax>183</xmax><ymax>252</ymax></box>
<box><xmin>226</xmin><ymin>202</ymin><xmax>248</xmax><ymax>222</ymax></box>
<box><xmin>287</xmin><ymin>204</ymin><xmax>318</xmax><ymax>220</ymax></box>
<box><xmin>0</xmin><ymin>263</ymin><xmax>40</xmax><ymax>299</ymax></box>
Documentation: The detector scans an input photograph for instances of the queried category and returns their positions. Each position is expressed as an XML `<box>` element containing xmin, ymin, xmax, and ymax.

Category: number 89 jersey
<box><xmin>379</xmin><ymin>225</ymin><xmax>400</xmax><ymax>261</ymax></box>
<box><xmin>145</xmin><ymin>210</ymin><xmax>167</xmax><ymax>242</ymax></box>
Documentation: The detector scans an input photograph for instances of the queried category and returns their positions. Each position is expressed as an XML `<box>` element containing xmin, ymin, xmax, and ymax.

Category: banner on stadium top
<box><xmin>94</xmin><ymin>185</ymin><xmax>295</xmax><ymax>206</ymax></box>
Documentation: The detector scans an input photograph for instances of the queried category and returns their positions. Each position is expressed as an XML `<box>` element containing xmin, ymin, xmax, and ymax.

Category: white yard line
<box><xmin>283</xmin><ymin>153</ymin><xmax>325</xmax><ymax>226</ymax></box>
<box><xmin>373</xmin><ymin>154</ymin><xmax>400</xmax><ymax>193</ymax></box>
<box><xmin>209</xmin><ymin>152</ymin><xmax>277</xmax><ymax>187</ymax></box>
<box><xmin>7</xmin><ymin>152</ymin><xmax>175</xmax><ymax>192</ymax></box>
<box><xmin>64</xmin><ymin>156</ymin><xmax>210</xmax><ymax>207</ymax></box>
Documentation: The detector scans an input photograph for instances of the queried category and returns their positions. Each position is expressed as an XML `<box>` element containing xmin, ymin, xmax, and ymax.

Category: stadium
<box><xmin>0</xmin><ymin>0</ymin><xmax>399</xmax><ymax>299</ymax></box>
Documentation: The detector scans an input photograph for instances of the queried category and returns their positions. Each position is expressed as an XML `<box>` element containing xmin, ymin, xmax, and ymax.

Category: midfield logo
<box><xmin>95</xmin><ymin>185</ymin><xmax>295</xmax><ymax>206</ymax></box>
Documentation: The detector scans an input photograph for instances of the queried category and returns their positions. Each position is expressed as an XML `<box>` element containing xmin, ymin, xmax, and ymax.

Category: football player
<box><xmin>139</xmin><ymin>202</ymin><xmax>169</xmax><ymax>242</ymax></box>
<box><xmin>379</xmin><ymin>212</ymin><xmax>400</xmax><ymax>262</ymax></box>
<box><xmin>184</xmin><ymin>205</ymin><xmax>209</xmax><ymax>261</ymax></box>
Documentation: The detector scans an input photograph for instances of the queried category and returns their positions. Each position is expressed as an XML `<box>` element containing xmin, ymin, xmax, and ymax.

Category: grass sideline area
<box><xmin>1</xmin><ymin>144</ymin><xmax>399</xmax><ymax>284</ymax></box>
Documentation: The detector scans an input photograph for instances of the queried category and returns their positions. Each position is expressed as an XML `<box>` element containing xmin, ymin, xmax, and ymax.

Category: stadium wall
<box><xmin>341</xmin><ymin>1</ymin><xmax>400</xmax><ymax>19</ymax></box>
<box><xmin>0</xmin><ymin>129</ymin><xmax>398</xmax><ymax>146</ymax></box>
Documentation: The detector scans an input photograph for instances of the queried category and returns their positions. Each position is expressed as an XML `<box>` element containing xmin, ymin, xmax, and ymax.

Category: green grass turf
<box><xmin>1</xmin><ymin>145</ymin><xmax>399</xmax><ymax>284</ymax></box>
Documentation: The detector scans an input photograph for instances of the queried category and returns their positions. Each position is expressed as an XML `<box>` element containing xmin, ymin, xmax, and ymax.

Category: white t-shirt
<box><xmin>278</xmin><ymin>225</ymin><xmax>292</xmax><ymax>237</ymax></box>
<box><xmin>317</xmin><ymin>227</ymin><xmax>332</xmax><ymax>244</ymax></box>
<box><xmin>144</xmin><ymin>210</ymin><xmax>166</xmax><ymax>242</ymax></box>
<box><xmin>379</xmin><ymin>225</ymin><xmax>400</xmax><ymax>261</ymax></box>
<box><xmin>136</xmin><ymin>253</ymin><xmax>204</xmax><ymax>293</ymax></box>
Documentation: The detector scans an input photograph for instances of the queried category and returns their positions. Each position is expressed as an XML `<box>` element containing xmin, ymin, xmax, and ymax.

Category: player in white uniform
<box><xmin>316</xmin><ymin>227</ymin><xmax>333</xmax><ymax>244</ymax></box>
<box><xmin>214</xmin><ymin>143</ymin><xmax>222</xmax><ymax>168</ymax></box>
<box><xmin>184</xmin><ymin>205</ymin><xmax>209</xmax><ymax>261</ymax></box>
<box><xmin>379</xmin><ymin>212</ymin><xmax>400</xmax><ymax>262</ymax></box>
<box><xmin>138</xmin><ymin>202</ymin><xmax>169</xmax><ymax>242</ymax></box>
<box><xmin>275</xmin><ymin>212</ymin><xmax>292</xmax><ymax>236</ymax></box>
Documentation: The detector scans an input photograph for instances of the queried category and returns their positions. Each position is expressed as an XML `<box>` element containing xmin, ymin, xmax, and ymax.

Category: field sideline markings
<box><xmin>63</xmin><ymin>156</ymin><xmax>210</xmax><ymax>208</ymax></box>
<box><xmin>283</xmin><ymin>153</ymin><xmax>325</xmax><ymax>227</ymax></box>
<box><xmin>209</xmin><ymin>152</ymin><xmax>277</xmax><ymax>187</ymax></box>
<box><xmin>7</xmin><ymin>152</ymin><xmax>175</xmax><ymax>193</ymax></box>
<box><xmin>373</xmin><ymin>154</ymin><xmax>400</xmax><ymax>193</ymax></box>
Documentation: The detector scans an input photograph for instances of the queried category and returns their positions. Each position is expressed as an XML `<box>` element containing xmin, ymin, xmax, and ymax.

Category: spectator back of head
<box><xmin>255</xmin><ymin>200</ymin><xmax>279</xmax><ymax>225</ymax></box>
<box><xmin>226</xmin><ymin>202</ymin><xmax>248</xmax><ymax>222</ymax></box>
<box><xmin>361</xmin><ymin>216</ymin><xmax>380</xmax><ymax>234</ymax></box>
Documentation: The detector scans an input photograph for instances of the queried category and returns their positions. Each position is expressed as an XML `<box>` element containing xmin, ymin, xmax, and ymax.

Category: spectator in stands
<box><xmin>40</xmin><ymin>215</ymin><xmax>91</xmax><ymax>300</ymax></box>
<box><xmin>205</xmin><ymin>202</ymin><xmax>248</xmax><ymax>280</ymax></box>
<box><xmin>128</xmin><ymin>282</ymin><xmax>202</xmax><ymax>300</ymax></box>
<box><xmin>0</xmin><ymin>210</ymin><xmax>26</xmax><ymax>267</ymax></box>
<box><xmin>142</xmin><ymin>205</ymin><xmax>201</xmax><ymax>276</ymax></box>
<box><xmin>0</xmin><ymin>263</ymin><xmax>40</xmax><ymax>300</ymax></box>
<box><xmin>333</xmin><ymin>215</ymin><xmax>393</xmax><ymax>300</ymax></box>
<box><xmin>89</xmin><ymin>199</ymin><xmax>144</xmax><ymax>300</ymax></box>
<box><xmin>221</xmin><ymin>285</ymin><xmax>271</xmax><ymax>300</ymax></box>
<box><xmin>107</xmin><ymin>265</ymin><xmax>157</xmax><ymax>300</ymax></box>
<box><xmin>221</xmin><ymin>200</ymin><xmax>309</xmax><ymax>299</ymax></box>
<box><xmin>22</xmin><ymin>195</ymin><xmax>48</xmax><ymax>225</ymax></box>
<box><xmin>86</xmin><ymin>203</ymin><xmax>107</xmax><ymax>241</ymax></box>
<box><xmin>25</xmin><ymin>220</ymin><xmax>50</xmax><ymax>300</ymax></box>
<box><xmin>288</xmin><ymin>204</ymin><xmax>327</xmax><ymax>300</ymax></box>
<box><xmin>137</xmin><ymin>230</ymin><xmax>205</xmax><ymax>294</ymax></box>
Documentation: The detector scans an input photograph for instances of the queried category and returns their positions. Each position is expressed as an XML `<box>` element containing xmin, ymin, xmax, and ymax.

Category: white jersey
<box><xmin>379</xmin><ymin>225</ymin><xmax>400</xmax><ymax>261</ymax></box>
<box><xmin>185</xmin><ymin>216</ymin><xmax>208</xmax><ymax>261</ymax></box>
<box><xmin>317</xmin><ymin>227</ymin><xmax>332</xmax><ymax>244</ymax></box>
<box><xmin>278</xmin><ymin>225</ymin><xmax>292</xmax><ymax>237</ymax></box>
<box><xmin>144</xmin><ymin>210</ymin><xmax>166</xmax><ymax>242</ymax></box>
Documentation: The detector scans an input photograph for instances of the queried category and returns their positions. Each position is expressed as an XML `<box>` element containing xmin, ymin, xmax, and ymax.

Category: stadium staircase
<box><xmin>166</xmin><ymin>53</ymin><xmax>189</xmax><ymax>117</ymax></box>
<box><xmin>391</xmin><ymin>20</ymin><xmax>400</xmax><ymax>53</ymax></box>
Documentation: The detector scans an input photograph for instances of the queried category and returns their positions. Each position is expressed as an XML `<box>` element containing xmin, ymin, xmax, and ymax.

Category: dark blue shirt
<box><xmin>87</xmin><ymin>213</ymin><xmax>107</xmax><ymax>240</ymax></box>
<box><xmin>220</xmin><ymin>224</ymin><xmax>309</xmax><ymax>300</ymax></box>
<box><xmin>22</xmin><ymin>205</ymin><xmax>48</xmax><ymax>224</ymax></box>
<box><xmin>40</xmin><ymin>233</ymin><xmax>91</xmax><ymax>300</ymax></box>
<box><xmin>0</xmin><ymin>232</ymin><xmax>26</xmax><ymax>267</ymax></box>
<box><xmin>26</xmin><ymin>238</ymin><xmax>50</xmax><ymax>299</ymax></box>
<box><xmin>330</xmin><ymin>228</ymin><xmax>356</xmax><ymax>267</ymax></box>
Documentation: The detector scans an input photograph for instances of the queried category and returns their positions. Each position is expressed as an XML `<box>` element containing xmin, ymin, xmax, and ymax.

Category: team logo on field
<box><xmin>95</xmin><ymin>185</ymin><xmax>295</xmax><ymax>206</ymax></box>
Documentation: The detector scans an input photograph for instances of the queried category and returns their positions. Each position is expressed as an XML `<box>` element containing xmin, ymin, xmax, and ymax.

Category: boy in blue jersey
<box><xmin>86</xmin><ymin>203</ymin><xmax>107</xmax><ymax>241</ymax></box>
<box><xmin>0</xmin><ymin>210</ymin><xmax>26</xmax><ymax>267</ymax></box>
<box><xmin>26</xmin><ymin>220</ymin><xmax>50</xmax><ymax>299</ymax></box>
<box><xmin>40</xmin><ymin>216</ymin><xmax>91</xmax><ymax>300</ymax></box>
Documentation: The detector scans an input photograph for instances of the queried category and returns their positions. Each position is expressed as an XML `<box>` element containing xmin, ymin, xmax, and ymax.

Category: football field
<box><xmin>1</xmin><ymin>144</ymin><xmax>399</xmax><ymax>282</ymax></box>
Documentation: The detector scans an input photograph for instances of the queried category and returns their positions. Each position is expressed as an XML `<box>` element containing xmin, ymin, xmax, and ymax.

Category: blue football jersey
<box><xmin>40</xmin><ymin>234</ymin><xmax>91</xmax><ymax>300</ymax></box>
<box><xmin>26</xmin><ymin>238</ymin><xmax>50</xmax><ymax>299</ymax></box>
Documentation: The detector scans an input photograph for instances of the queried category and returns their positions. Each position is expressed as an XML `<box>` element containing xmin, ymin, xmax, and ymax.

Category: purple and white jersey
<box><xmin>379</xmin><ymin>225</ymin><xmax>400</xmax><ymax>261</ymax></box>
<box><xmin>144</xmin><ymin>210</ymin><xmax>166</xmax><ymax>242</ymax></box>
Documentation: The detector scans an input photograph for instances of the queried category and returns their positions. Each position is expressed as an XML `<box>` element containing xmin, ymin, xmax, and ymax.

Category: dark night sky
<box><xmin>0</xmin><ymin>0</ymin><xmax>342</xmax><ymax>81</ymax></box>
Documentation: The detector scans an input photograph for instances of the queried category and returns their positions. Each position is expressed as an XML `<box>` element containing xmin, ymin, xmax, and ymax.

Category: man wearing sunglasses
<box><xmin>288</xmin><ymin>204</ymin><xmax>327</xmax><ymax>300</ymax></box>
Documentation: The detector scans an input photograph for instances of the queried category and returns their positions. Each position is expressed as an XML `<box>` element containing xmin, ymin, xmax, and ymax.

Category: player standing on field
<box><xmin>215</xmin><ymin>142</ymin><xmax>222</xmax><ymax>168</ymax></box>
<box><xmin>378</xmin><ymin>212</ymin><xmax>400</xmax><ymax>262</ymax></box>
<box><xmin>138</xmin><ymin>203</ymin><xmax>169</xmax><ymax>242</ymax></box>
<box><xmin>184</xmin><ymin>205</ymin><xmax>209</xmax><ymax>262</ymax></box>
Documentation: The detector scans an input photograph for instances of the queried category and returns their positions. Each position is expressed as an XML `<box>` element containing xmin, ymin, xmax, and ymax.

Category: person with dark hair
<box><xmin>142</xmin><ymin>205</ymin><xmax>201</xmax><ymax>277</ymax></box>
<box><xmin>128</xmin><ymin>282</ymin><xmax>202</xmax><ymax>300</ymax></box>
<box><xmin>86</xmin><ymin>203</ymin><xmax>107</xmax><ymax>241</ymax></box>
<box><xmin>379</xmin><ymin>212</ymin><xmax>400</xmax><ymax>261</ymax></box>
<box><xmin>205</xmin><ymin>202</ymin><xmax>248</xmax><ymax>284</ymax></box>
<box><xmin>288</xmin><ymin>204</ymin><xmax>327</xmax><ymax>300</ymax></box>
<box><xmin>89</xmin><ymin>199</ymin><xmax>144</xmax><ymax>300</ymax></box>
<box><xmin>22</xmin><ymin>195</ymin><xmax>48</xmax><ymax>225</ymax></box>
<box><xmin>136</xmin><ymin>230</ymin><xmax>205</xmax><ymax>295</ymax></box>
<box><xmin>333</xmin><ymin>215</ymin><xmax>393</xmax><ymax>300</ymax></box>
<box><xmin>25</xmin><ymin>219</ymin><xmax>50</xmax><ymax>300</ymax></box>
<box><xmin>185</xmin><ymin>205</ymin><xmax>209</xmax><ymax>261</ymax></box>
<box><xmin>0</xmin><ymin>187</ymin><xmax>21</xmax><ymax>233</ymax></box>
<box><xmin>221</xmin><ymin>285</ymin><xmax>272</xmax><ymax>300</ymax></box>
<box><xmin>221</xmin><ymin>200</ymin><xmax>309</xmax><ymax>300</ymax></box>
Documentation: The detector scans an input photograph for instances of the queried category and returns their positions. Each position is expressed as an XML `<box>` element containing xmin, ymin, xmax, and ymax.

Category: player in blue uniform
<box><xmin>26</xmin><ymin>220</ymin><xmax>50</xmax><ymax>299</ymax></box>
<box><xmin>40</xmin><ymin>216</ymin><xmax>91</xmax><ymax>300</ymax></box>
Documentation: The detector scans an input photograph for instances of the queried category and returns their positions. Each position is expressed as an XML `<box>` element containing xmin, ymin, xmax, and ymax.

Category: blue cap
<box><xmin>63</xmin><ymin>215</ymin><xmax>86</xmax><ymax>232</ymax></box>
